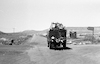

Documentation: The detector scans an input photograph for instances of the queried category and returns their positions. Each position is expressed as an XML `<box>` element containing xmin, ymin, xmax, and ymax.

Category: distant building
<box><xmin>69</xmin><ymin>31</ymin><xmax>77</xmax><ymax>39</ymax></box>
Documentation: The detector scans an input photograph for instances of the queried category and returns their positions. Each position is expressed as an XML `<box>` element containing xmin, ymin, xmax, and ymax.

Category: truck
<box><xmin>47</xmin><ymin>22</ymin><xmax>67</xmax><ymax>49</ymax></box>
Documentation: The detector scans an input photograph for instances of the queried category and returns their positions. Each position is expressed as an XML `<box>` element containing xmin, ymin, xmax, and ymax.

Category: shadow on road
<box><xmin>50</xmin><ymin>47</ymin><xmax>72</xmax><ymax>50</ymax></box>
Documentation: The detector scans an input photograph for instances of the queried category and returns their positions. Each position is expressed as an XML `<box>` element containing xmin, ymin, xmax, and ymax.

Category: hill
<box><xmin>0</xmin><ymin>26</ymin><xmax>100</xmax><ymax>39</ymax></box>
<box><xmin>0</xmin><ymin>31</ymin><xmax>7</xmax><ymax>35</ymax></box>
<box><xmin>21</xmin><ymin>27</ymin><xmax>100</xmax><ymax>36</ymax></box>
<box><xmin>22</xmin><ymin>29</ymin><xmax>48</xmax><ymax>35</ymax></box>
<box><xmin>66</xmin><ymin>27</ymin><xmax>100</xmax><ymax>35</ymax></box>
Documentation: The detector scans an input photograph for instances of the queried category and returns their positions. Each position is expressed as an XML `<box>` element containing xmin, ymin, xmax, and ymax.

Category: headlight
<box><xmin>51</xmin><ymin>36</ymin><xmax>55</xmax><ymax>39</ymax></box>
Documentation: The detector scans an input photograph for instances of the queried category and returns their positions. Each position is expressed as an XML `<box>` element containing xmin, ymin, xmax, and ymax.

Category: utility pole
<box><xmin>92</xmin><ymin>29</ymin><xmax>94</xmax><ymax>43</ymax></box>
<box><xmin>13</xmin><ymin>28</ymin><xmax>15</xmax><ymax>33</ymax></box>
<box><xmin>87</xmin><ymin>27</ymin><xmax>94</xmax><ymax>44</ymax></box>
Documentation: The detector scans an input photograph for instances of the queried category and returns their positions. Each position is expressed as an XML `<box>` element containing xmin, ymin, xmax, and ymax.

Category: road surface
<box><xmin>26</xmin><ymin>45</ymin><xmax>100</xmax><ymax>64</ymax></box>
<box><xmin>0</xmin><ymin>35</ymin><xmax>100</xmax><ymax>64</ymax></box>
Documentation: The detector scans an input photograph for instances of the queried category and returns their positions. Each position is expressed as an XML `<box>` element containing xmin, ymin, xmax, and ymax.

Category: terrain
<box><xmin>0</xmin><ymin>27</ymin><xmax>100</xmax><ymax>64</ymax></box>
<box><xmin>0</xmin><ymin>35</ymin><xmax>100</xmax><ymax>64</ymax></box>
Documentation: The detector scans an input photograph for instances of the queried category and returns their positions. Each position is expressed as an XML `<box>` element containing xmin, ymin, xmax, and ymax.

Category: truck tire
<box><xmin>50</xmin><ymin>43</ymin><xmax>53</xmax><ymax>49</ymax></box>
<box><xmin>50</xmin><ymin>42</ymin><xmax>55</xmax><ymax>49</ymax></box>
<box><xmin>63</xmin><ymin>40</ymin><xmax>66</xmax><ymax>48</ymax></box>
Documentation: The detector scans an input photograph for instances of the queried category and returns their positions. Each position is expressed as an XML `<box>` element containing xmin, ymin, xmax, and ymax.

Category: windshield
<box><xmin>49</xmin><ymin>29</ymin><xmax>66</xmax><ymax>38</ymax></box>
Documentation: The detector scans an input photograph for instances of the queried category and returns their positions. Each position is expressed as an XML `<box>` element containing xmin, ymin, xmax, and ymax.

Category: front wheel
<box><xmin>63</xmin><ymin>40</ymin><xmax>66</xmax><ymax>48</ymax></box>
<box><xmin>49</xmin><ymin>41</ymin><xmax>56</xmax><ymax>49</ymax></box>
<box><xmin>49</xmin><ymin>42</ymin><xmax>54</xmax><ymax>49</ymax></box>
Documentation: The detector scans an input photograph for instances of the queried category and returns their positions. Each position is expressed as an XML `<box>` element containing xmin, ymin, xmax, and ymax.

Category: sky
<box><xmin>0</xmin><ymin>0</ymin><xmax>100</xmax><ymax>33</ymax></box>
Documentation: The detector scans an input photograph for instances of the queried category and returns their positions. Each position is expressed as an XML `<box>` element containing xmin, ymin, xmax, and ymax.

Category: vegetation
<box><xmin>0</xmin><ymin>34</ymin><xmax>33</xmax><ymax>45</ymax></box>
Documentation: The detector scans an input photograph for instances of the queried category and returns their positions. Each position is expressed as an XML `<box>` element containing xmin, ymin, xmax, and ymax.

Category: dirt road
<box><xmin>26</xmin><ymin>35</ymin><xmax>100</xmax><ymax>64</ymax></box>
<box><xmin>26</xmin><ymin>45</ymin><xmax>100</xmax><ymax>64</ymax></box>
<box><xmin>0</xmin><ymin>35</ymin><xmax>100</xmax><ymax>64</ymax></box>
